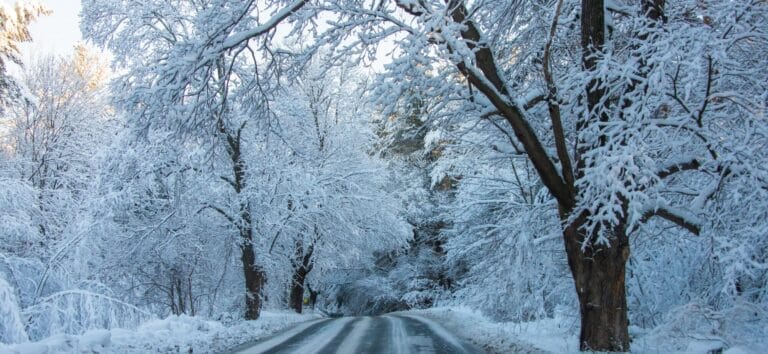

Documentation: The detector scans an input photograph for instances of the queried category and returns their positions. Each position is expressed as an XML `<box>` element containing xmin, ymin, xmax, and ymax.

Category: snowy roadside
<box><xmin>406</xmin><ymin>306</ymin><xmax>766</xmax><ymax>354</ymax></box>
<box><xmin>0</xmin><ymin>311</ymin><xmax>321</xmax><ymax>354</ymax></box>
<box><xmin>403</xmin><ymin>307</ymin><xmax>571</xmax><ymax>353</ymax></box>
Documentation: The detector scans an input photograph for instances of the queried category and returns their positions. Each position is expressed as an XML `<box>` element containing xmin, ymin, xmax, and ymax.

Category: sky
<box><xmin>15</xmin><ymin>1</ymin><xmax>396</xmax><ymax>71</ymax></box>
<box><xmin>22</xmin><ymin>0</ymin><xmax>83</xmax><ymax>57</ymax></box>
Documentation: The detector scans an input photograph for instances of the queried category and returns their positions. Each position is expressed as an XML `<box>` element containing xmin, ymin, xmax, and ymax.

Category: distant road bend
<box><xmin>230</xmin><ymin>314</ymin><xmax>484</xmax><ymax>354</ymax></box>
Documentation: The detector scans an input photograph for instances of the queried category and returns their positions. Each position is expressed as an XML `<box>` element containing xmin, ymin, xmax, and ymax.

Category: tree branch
<box><xmin>484</xmin><ymin>115</ymin><xmax>524</xmax><ymax>154</ymax></box>
<box><xmin>435</xmin><ymin>0</ymin><xmax>573</xmax><ymax>207</ymax></box>
<box><xmin>220</xmin><ymin>175</ymin><xmax>236</xmax><ymax>188</ymax></box>
<box><xmin>523</xmin><ymin>94</ymin><xmax>547</xmax><ymax>110</ymax></box>
<box><xmin>642</xmin><ymin>207</ymin><xmax>701</xmax><ymax>236</ymax></box>
<box><xmin>542</xmin><ymin>0</ymin><xmax>575</xmax><ymax>192</ymax></box>
<box><xmin>697</xmin><ymin>55</ymin><xmax>713</xmax><ymax>128</ymax></box>
<box><xmin>221</xmin><ymin>0</ymin><xmax>308</xmax><ymax>51</ymax></box>
<box><xmin>198</xmin><ymin>204</ymin><xmax>234</xmax><ymax>224</ymax></box>
<box><xmin>657</xmin><ymin>159</ymin><xmax>701</xmax><ymax>179</ymax></box>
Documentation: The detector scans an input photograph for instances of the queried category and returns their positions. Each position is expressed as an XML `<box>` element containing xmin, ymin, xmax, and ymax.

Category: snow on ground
<box><xmin>408</xmin><ymin>306</ymin><xmax>767</xmax><ymax>354</ymax></box>
<box><xmin>403</xmin><ymin>307</ymin><xmax>569</xmax><ymax>353</ymax></box>
<box><xmin>0</xmin><ymin>310</ymin><xmax>320</xmax><ymax>354</ymax></box>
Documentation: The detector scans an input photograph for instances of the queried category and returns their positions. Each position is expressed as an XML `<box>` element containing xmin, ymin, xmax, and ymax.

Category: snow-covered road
<box><xmin>229</xmin><ymin>314</ymin><xmax>484</xmax><ymax>354</ymax></box>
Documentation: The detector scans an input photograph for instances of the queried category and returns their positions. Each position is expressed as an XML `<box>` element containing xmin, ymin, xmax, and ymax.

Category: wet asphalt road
<box><xmin>229</xmin><ymin>314</ymin><xmax>484</xmax><ymax>354</ymax></box>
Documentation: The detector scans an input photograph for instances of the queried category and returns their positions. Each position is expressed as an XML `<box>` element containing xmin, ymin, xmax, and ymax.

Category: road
<box><xmin>229</xmin><ymin>314</ymin><xmax>484</xmax><ymax>354</ymax></box>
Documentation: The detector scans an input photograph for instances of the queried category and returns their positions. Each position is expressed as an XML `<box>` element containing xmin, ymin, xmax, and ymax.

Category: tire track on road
<box><xmin>233</xmin><ymin>318</ymin><xmax>331</xmax><ymax>354</ymax></box>
<box><xmin>230</xmin><ymin>314</ymin><xmax>483</xmax><ymax>354</ymax></box>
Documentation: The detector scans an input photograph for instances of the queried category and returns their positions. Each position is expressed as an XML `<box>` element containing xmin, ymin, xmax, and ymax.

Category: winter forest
<box><xmin>1</xmin><ymin>0</ymin><xmax>767</xmax><ymax>352</ymax></box>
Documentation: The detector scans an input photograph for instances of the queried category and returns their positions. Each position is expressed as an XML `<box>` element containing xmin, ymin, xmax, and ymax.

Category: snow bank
<box><xmin>0</xmin><ymin>311</ymin><xmax>320</xmax><ymax>353</ymax></box>
<box><xmin>408</xmin><ymin>306</ymin><xmax>768</xmax><ymax>354</ymax></box>
<box><xmin>0</xmin><ymin>277</ymin><xmax>28</xmax><ymax>344</ymax></box>
<box><xmin>404</xmin><ymin>306</ymin><xmax>574</xmax><ymax>353</ymax></box>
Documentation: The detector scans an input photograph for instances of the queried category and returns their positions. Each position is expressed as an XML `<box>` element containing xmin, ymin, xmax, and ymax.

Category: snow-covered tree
<box><xmin>81</xmin><ymin>0</ymin><xmax>411</xmax><ymax>320</ymax></box>
<box><xmin>0</xmin><ymin>0</ymin><xmax>47</xmax><ymax>113</ymax></box>
<box><xmin>0</xmin><ymin>44</ymin><xmax>145</xmax><ymax>340</ymax></box>
<box><xmin>311</xmin><ymin>1</ymin><xmax>768</xmax><ymax>349</ymax></box>
<box><xmin>266</xmin><ymin>63</ymin><xmax>409</xmax><ymax>313</ymax></box>
<box><xmin>80</xmin><ymin>0</ymin><xmax>768</xmax><ymax>350</ymax></box>
<box><xmin>81</xmin><ymin>0</ymin><xmax>299</xmax><ymax>319</ymax></box>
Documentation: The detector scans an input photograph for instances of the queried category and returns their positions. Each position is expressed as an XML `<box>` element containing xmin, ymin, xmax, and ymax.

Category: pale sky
<box><xmin>23</xmin><ymin>0</ymin><xmax>83</xmax><ymax>57</ymax></box>
<box><xmin>16</xmin><ymin>0</ymin><xmax>394</xmax><ymax>71</ymax></box>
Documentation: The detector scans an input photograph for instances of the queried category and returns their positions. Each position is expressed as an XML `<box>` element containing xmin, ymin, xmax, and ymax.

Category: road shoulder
<box><xmin>395</xmin><ymin>308</ymin><xmax>552</xmax><ymax>354</ymax></box>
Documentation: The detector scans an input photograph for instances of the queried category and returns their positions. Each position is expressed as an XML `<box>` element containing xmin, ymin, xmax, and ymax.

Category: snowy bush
<box><xmin>0</xmin><ymin>276</ymin><xmax>28</xmax><ymax>344</ymax></box>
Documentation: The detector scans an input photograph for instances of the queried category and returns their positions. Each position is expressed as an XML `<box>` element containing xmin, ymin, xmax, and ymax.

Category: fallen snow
<box><xmin>403</xmin><ymin>307</ymin><xmax>568</xmax><ymax>353</ymax></box>
<box><xmin>4</xmin><ymin>306</ymin><xmax>764</xmax><ymax>353</ymax></box>
<box><xmin>407</xmin><ymin>306</ymin><xmax>768</xmax><ymax>354</ymax></box>
<box><xmin>232</xmin><ymin>317</ymin><xmax>327</xmax><ymax>353</ymax></box>
<box><xmin>0</xmin><ymin>310</ymin><xmax>320</xmax><ymax>354</ymax></box>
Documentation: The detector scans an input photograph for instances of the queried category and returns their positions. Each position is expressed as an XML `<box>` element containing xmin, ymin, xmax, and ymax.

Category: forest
<box><xmin>1</xmin><ymin>0</ymin><xmax>767</xmax><ymax>352</ymax></box>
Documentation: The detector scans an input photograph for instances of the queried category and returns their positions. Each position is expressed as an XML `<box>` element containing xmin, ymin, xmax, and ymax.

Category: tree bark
<box><xmin>241</xmin><ymin>239</ymin><xmax>266</xmax><ymax>320</ymax></box>
<box><xmin>569</xmin><ymin>1</ymin><xmax>631</xmax><ymax>350</ymax></box>
<box><xmin>237</xmin><ymin>167</ymin><xmax>266</xmax><ymax>319</ymax></box>
<box><xmin>289</xmin><ymin>267</ymin><xmax>308</xmax><ymax>313</ymax></box>
<box><xmin>563</xmin><ymin>213</ymin><xmax>631</xmax><ymax>351</ymax></box>
<box><xmin>218</xmin><ymin>115</ymin><xmax>267</xmax><ymax>321</ymax></box>
<box><xmin>288</xmin><ymin>240</ymin><xmax>314</xmax><ymax>313</ymax></box>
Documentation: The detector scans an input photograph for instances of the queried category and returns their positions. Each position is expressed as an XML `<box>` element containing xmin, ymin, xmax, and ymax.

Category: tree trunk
<box><xmin>563</xmin><ymin>213</ymin><xmax>631</xmax><ymax>351</ymax></box>
<box><xmin>289</xmin><ymin>238</ymin><xmax>315</xmax><ymax>313</ymax></box>
<box><xmin>401</xmin><ymin>0</ymin><xmax>635</xmax><ymax>350</ymax></box>
<box><xmin>238</xmin><ymin>191</ymin><xmax>265</xmax><ymax>320</ymax></box>
<box><xmin>241</xmin><ymin>241</ymin><xmax>266</xmax><ymax>320</ymax></box>
<box><xmin>239</xmin><ymin>196</ymin><xmax>264</xmax><ymax>320</ymax></box>
<box><xmin>219</xmin><ymin>116</ymin><xmax>267</xmax><ymax>321</ymax></box>
<box><xmin>570</xmin><ymin>1</ymin><xmax>631</xmax><ymax>349</ymax></box>
<box><xmin>308</xmin><ymin>286</ymin><xmax>319</xmax><ymax>309</ymax></box>
<box><xmin>289</xmin><ymin>267</ymin><xmax>307</xmax><ymax>313</ymax></box>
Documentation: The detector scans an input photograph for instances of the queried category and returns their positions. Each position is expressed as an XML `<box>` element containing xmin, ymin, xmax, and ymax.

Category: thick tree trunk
<box><xmin>238</xmin><ymin>195</ymin><xmax>265</xmax><ymax>320</ymax></box>
<box><xmin>563</xmin><ymin>213</ymin><xmax>631</xmax><ymax>351</ymax></box>
<box><xmin>241</xmin><ymin>241</ymin><xmax>266</xmax><ymax>320</ymax></box>
<box><xmin>218</xmin><ymin>117</ymin><xmax>267</xmax><ymax>321</ymax></box>
<box><xmin>572</xmin><ymin>1</ymin><xmax>631</xmax><ymax>349</ymax></box>
<box><xmin>289</xmin><ymin>268</ymin><xmax>307</xmax><ymax>313</ymax></box>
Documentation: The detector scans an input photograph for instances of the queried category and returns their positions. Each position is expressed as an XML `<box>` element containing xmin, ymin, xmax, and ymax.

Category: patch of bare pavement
<box><xmin>226</xmin><ymin>314</ymin><xmax>485</xmax><ymax>354</ymax></box>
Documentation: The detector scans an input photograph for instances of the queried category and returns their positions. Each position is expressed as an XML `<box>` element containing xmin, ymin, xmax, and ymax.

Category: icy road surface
<box><xmin>229</xmin><ymin>314</ymin><xmax>484</xmax><ymax>354</ymax></box>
